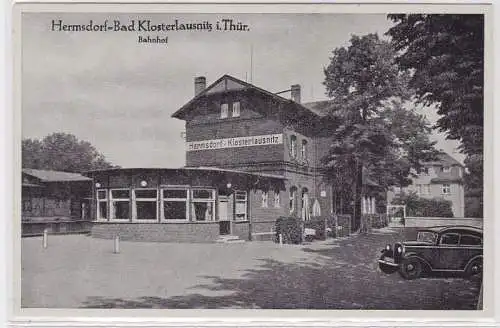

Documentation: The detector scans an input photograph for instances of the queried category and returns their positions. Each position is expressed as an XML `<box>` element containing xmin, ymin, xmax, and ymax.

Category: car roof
<box><xmin>418</xmin><ymin>225</ymin><xmax>483</xmax><ymax>235</ymax></box>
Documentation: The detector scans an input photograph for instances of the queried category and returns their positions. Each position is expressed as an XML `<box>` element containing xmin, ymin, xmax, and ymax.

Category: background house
<box><xmin>387</xmin><ymin>152</ymin><xmax>465</xmax><ymax>217</ymax></box>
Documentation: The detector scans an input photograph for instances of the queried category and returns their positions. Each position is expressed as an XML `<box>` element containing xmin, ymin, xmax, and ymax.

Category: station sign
<box><xmin>187</xmin><ymin>134</ymin><xmax>283</xmax><ymax>151</ymax></box>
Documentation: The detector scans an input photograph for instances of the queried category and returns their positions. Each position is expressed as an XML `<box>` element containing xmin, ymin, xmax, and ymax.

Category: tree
<box><xmin>22</xmin><ymin>132</ymin><xmax>116</xmax><ymax>172</ymax></box>
<box><xmin>322</xmin><ymin>34</ymin><xmax>437</xmax><ymax>231</ymax></box>
<box><xmin>386</xmin><ymin>14</ymin><xmax>484</xmax><ymax>216</ymax></box>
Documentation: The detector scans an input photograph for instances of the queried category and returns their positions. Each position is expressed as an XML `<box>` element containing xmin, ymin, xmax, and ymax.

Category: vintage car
<box><xmin>378</xmin><ymin>225</ymin><xmax>483</xmax><ymax>280</ymax></box>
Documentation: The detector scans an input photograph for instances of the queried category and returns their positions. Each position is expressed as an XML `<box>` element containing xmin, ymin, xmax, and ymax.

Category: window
<box><xmin>97</xmin><ymin>189</ymin><xmax>108</xmax><ymax>220</ymax></box>
<box><xmin>273</xmin><ymin>190</ymin><xmax>280</xmax><ymax>208</ymax></box>
<box><xmin>422</xmin><ymin>184</ymin><xmax>431</xmax><ymax>195</ymax></box>
<box><xmin>422</xmin><ymin>167</ymin><xmax>429</xmax><ymax>175</ymax></box>
<box><xmin>220</xmin><ymin>103</ymin><xmax>229</xmax><ymax>119</ymax></box>
<box><xmin>290</xmin><ymin>135</ymin><xmax>297</xmax><ymax>158</ymax></box>
<box><xmin>440</xmin><ymin>233</ymin><xmax>460</xmax><ymax>245</ymax></box>
<box><xmin>442</xmin><ymin>166</ymin><xmax>451</xmax><ymax>173</ymax></box>
<box><xmin>133</xmin><ymin>189</ymin><xmax>158</xmax><ymax>221</ymax></box>
<box><xmin>289</xmin><ymin>187</ymin><xmax>297</xmax><ymax>214</ymax></box>
<box><xmin>460</xmin><ymin>234</ymin><xmax>482</xmax><ymax>246</ymax></box>
<box><xmin>192</xmin><ymin>189</ymin><xmax>215</xmax><ymax>221</ymax></box>
<box><xmin>301</xmin><ymin>188</ymin><xmax>309</xmax><ymax>220</ymax></box>
<box><xmin>301</xmin><ymin>140</ymin><xmax>308</xmax><ymax>160</ymax></box>
<box><xmin>22</xmin><ymin>199</ymin><xmax>32</xmax><ymax>212</ymax></box>
<box><xmin>417</xmin><ymin>231</ymin><xmax>437</xmax><ymax>244</ymax></box>
<box><xmin>235</xmin><ymin>191</ymin><xmax>247</xmax><ymax>221</ymax></box>
<box><xmin>261</xmin><ymin>190</ymin><xmax>269</xmax><ymax>208</ymax></box>
<box><xmin>416</xmin><ymin>184</ymin><xmax>422</xmax><ymax>195</ymax></box>
<box><xmin>162</xmin><ymin>188</ymin><xmax>188</xmax><ymax>221</ymax></box>
<box><xmin>110</xmin><ymin>189</ymin><xmax>130</xmax><ymax>220</ymax></box>
<box><xmin>232</xmin><ymin>101</ymin><xmax>240</xmax><ymax>117</ymax></box>
<box><xmin>442</xmin><ymin>184</ymin><xmax>451</xmax><ymax>195</ymax></box>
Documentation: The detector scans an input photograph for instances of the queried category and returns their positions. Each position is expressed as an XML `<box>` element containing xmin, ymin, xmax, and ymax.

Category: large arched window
<box><xmin>289</xmin><ymin>186</ymin><xmax>297</xmax><ymax>215</ymax></box>
<box><xmin>301</xmin><ymin>139</ymin><xmax>308</xmax><ymax>160</ymax></box>
<box><xmin>301</xmin><ymin>188</ymin><xmax>310</xmax><ymax>221</ymax></box>
<box><xmin>290</xmin><ymin>135</ymin><xmax>297</xmax><ymax>159</ymax></box>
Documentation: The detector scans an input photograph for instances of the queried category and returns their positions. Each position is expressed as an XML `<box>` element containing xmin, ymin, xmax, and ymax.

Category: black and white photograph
<box><xmin>12</xmin><ymin>4</ymin><xmax>492</xmax><ymax>318</ymax></box>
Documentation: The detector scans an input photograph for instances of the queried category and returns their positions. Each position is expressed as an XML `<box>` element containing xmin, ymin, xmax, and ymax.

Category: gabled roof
<box><xmin>22</xmin><ymin>169</ymin><xmax>91</xmax><ymax>182</ymax></box>
<box><xmin>302</xmin><ymin>100</ymin><xmax>334</xmax><ymax>117</ymax></box>
<box><xmin>425</xmin><ymin>152</ymin><xmax>463</xmax><ymax>167</ymax></box>
<box><xmin>171</xmin><ymin>74</ymin><xmax>327</xmax><ymax>120</ymax></box>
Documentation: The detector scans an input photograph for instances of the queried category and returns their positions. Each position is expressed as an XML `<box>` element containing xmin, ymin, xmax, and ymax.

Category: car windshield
<box><xmin>416</xmin><ymin>231</ymin><xmax>437</xmax><ymax>244</ymax></box>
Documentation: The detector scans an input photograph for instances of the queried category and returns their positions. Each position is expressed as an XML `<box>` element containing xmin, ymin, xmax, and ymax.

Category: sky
<box><xmin>21</xmin><ymin>13</ymin><xmax>465</xmax><ymax>168</ymax></box>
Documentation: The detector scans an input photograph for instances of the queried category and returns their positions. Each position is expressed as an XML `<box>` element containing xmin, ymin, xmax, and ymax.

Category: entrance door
<box><xmin>218</xmin><ymin>196</ymin><xmax>231</xmax><ymax>235</ymax></box>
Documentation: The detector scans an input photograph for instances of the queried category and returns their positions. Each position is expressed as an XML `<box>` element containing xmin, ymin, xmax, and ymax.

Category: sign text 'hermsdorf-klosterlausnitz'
<box><xmin>187</xmin><ymin>134</ymin><xmax>283</xmax><ymax>151</ymax></box>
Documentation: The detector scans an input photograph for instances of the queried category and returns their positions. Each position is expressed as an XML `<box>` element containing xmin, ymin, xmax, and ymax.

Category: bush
<box><xmin>275</xmin><ymin>216</ymin><xmax>303</xmax><ymax>244</ymax></box>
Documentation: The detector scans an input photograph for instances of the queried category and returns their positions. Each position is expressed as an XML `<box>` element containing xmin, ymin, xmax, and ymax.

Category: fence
<box><xmin>359</xmin><ymin>214</ymin><xmax>389</xmax><ymax>233</ymax></box>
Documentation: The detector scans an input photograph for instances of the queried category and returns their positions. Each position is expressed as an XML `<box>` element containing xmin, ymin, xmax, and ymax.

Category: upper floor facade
<box><xmin>171</xmin><ymin>75</ymin><xmax>337</xmax><ymax>176</ymax></box>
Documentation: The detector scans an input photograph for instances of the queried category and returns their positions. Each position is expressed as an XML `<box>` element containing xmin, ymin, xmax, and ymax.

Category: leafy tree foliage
<box><xmin>464</xmin><ymin>153</ymin><xmax>483</xmax><ymax>217</ymax></box>
<box><xmin>386</xmin><ymin>14</ymin><xmax>484</xmax><ymax>217</ymax></box>
<box><xmin>22</xmin><ymin>132</ymin><xmax>116</xmax><ymax>172</ymax></box>
<box><xmin>322</xmin><ymin>34</ymin><xmax>437</xmax><ymax>230</ymax></box>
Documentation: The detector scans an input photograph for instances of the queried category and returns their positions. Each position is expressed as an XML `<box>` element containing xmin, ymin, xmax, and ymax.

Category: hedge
<box><xmin>392</xmin><ymin>193</ymin><xmax>454</xmax><ymax>217</ymax></box>
<box><xmin>274</xmin><ymin>216</ymin><xmax>303</xmax><ymax>244</ymax></box>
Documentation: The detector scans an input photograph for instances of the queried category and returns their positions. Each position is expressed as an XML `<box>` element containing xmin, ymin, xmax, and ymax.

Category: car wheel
<box><xmin>465</xmin><ymin>258</ymin><xmax>483</xmax><ymax>278</ymax></box>
<box><xmin>398</xmin><ymin>257</ymin><xmax>422</xmax><ymax>280</ymax></box>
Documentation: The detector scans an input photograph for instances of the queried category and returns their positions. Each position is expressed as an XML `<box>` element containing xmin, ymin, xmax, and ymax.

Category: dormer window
<box><xmin>220</xmin><ymin>103</ymin><xmax>228</xmax><ymax>119</ymax></box>
<box><xmin>232</xmin><ymin>101</ymin><xmax>240</xmax><ymax>118</ymax></box>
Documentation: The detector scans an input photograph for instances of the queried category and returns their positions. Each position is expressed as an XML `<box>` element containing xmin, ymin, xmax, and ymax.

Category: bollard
<box><xmin>113</xmin><ymin>235</ymin><xmax>120</xmax><ymax>254</ymax></box>
<box><xmin>279</xmin><ymin>233</ymin><xmax>283</xmax><ymax>246</ymax></box>
<box><xmin>42</xmin><ymin>228</ymin><xmax>48</xmax><ymax>249</ymax></box>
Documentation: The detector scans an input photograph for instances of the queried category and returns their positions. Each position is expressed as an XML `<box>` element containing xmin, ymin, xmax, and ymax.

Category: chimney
<box><xmin>291</xmin><ymin>84</ymin><xmax>301</xmax><ymax>103</ymax></box>
<box><xmin>194</xmin><ymin>76</ymin><xmax>206</xmax><ymax>96</ymax></box>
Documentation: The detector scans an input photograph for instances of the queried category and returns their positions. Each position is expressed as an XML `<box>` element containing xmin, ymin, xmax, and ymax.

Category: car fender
<box><xmin>464</xmin><ymin>254</ymin><xmax>483</xmax><ymax>271</ymax></box>
<box><xmin>402</xmin><ymin>253</ymin><xmax>432</xmax><ymax>271</ymax></box>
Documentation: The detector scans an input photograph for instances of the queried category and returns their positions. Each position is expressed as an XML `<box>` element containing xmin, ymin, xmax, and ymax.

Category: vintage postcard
<box><xmin>8</xmin><ymin>2</ymin><xmax>494</xmax><ymax>326</ymax></box>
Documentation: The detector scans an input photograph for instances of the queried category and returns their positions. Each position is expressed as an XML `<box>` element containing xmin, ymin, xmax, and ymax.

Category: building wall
<box><xmin>404</xmin><ymin>217</ymin><xmax>482</xmax><ymax>228</ymax></box>
<box><xmin>91</xmin><ymin>222</ymin><xmax>220</xmax><ymax>243</ymax></box>
<box><xmin>232</xmin><ymin>221</ymin><xmax>250</xmax><ymax>240</ymax></box>
<box><xmin>248</xmin><ymin>188</ymin><xmax>287</xmax><ymax>234</ymax></box>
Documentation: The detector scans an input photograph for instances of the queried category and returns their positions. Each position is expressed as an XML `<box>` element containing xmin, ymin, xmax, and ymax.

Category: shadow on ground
<box><xmin>81</xmin><ymin>231</ymin><xmax>482</xmax><ymax>310</ymax></box>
